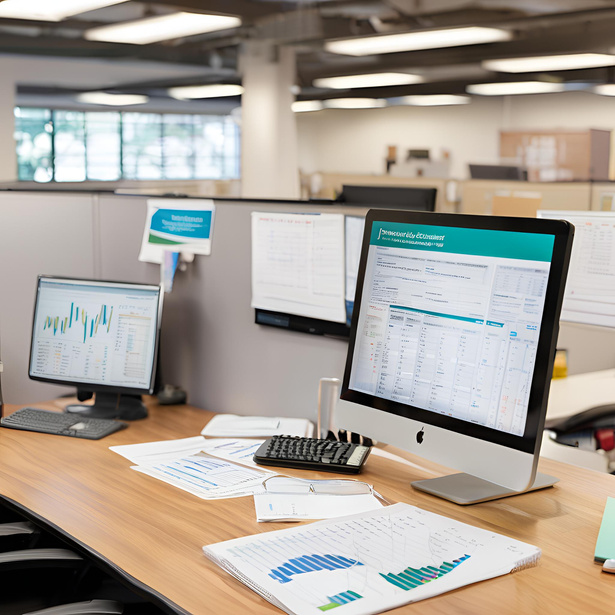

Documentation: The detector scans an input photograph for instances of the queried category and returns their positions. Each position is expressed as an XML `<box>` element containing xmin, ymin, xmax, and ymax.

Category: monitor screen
<box><xmin>338</xmin><ymin>210</ymin><xmax>573</xmax><ymax>503</ymax></box>
<box><xmin>339</xmin><ymin>185</ymin><xmax>436</xmax><ymax>211</ymax></box>
<box><xmin>469</xmin><ymin>164</ymin><xmax>527</xmax><ymax>181</ymax></box>
<box><xmin>29</xmin><ymin>276</ymin><xmax>161</xmax><ymax>396</ymax></box>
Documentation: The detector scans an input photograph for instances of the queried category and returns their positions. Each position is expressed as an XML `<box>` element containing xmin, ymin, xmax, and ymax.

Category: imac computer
<box><xmin>29</xmin><ymin>276</ymin><xmax>162</xmax><ymax>421</ymax></box>
<box><xmin>336</xmin><ymin>210</ymin><xmax>573</xmax><ymax>504</ymax></box>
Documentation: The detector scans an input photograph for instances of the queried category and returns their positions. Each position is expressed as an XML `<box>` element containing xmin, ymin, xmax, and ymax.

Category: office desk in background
<box><xmin>1</xmin><ymin>399</ymin><xmax>614</xmax><ymax>614</ymax></box>
<box><xmin>542</xmin><ymin>369</ymin><xmax>615</xmax><ymax>472</ymax></box>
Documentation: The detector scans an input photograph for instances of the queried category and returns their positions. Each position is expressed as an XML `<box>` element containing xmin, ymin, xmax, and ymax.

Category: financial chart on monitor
<box><xmin>349</xmin><ymin>222</ymin><xmax>554</xmax><ymax>436</ymax></box>
<box><xmin>538</xmin><ymin>210</ymin><xmax>615</xmax><ymax>328</ymax></box>
<box><xmin>30</xmin><ymin>279</ymin><xmax>159</xmax><ymax>390</ymax></box>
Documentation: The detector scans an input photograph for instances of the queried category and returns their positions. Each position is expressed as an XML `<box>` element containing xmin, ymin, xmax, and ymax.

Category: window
<box><xmin>14</xmin><ymin>108</ymin><xmax>53</xmax><ymax>182</ymax></box>
<box><xmin>14</xmin><ymin>107</ymin><xmax>240</xmax><ymax>182</ymax></box>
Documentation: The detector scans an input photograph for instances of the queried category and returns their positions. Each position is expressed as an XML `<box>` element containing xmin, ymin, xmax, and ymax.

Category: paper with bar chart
<box><xmin>30</xmin><ymin>279</ymin><xmax>159</xmax><ymax>389</ymax></box>
<box><xmin>133</xmin><ymin>452</ymin><xmax>276</xmax><ymax>500</ymax></box>
<box><xmin>203</xmin><ymin>503</ymin><xmax>540</xmax><ymax>615</ymax></box>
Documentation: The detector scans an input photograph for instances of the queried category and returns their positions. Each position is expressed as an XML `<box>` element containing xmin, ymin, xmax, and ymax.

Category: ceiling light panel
<box><xmin>325</xmin><ymin>27</ymin><xmax>511</xmax><ymax>56</ymax></box>
<box><xmin>324</xmin><ymin>98</ymin><xmax>386</xmax><ymax>109</ymax></box>
<box><xmin>85</xmin><ymin>12</ymin><xmax>241</xmax><ymax>45</ymax></box>
<box><xmin>313</xmin><ymin>73</ymin><xmax>423</xmax><ymax>89</ymax></box>
<box><xmin>397</xmin><ymin>95</ymin><xmax>471</xmax><ymax>106</ymax></box>
<box><xmin>483</xmin><ymin>53</ymin><xmax>615</xmax><ymax>73</ymax></box>
<box><xmin>168</xmin><ymin>84</ymin><xmax>244</xmax><ymax>100</ymax></box>
<box><xmin>292</xmin><ymin>101</ymin><xmax>324</xmax><ymax>113</ymax></box>
<box><xmin>466</xmin><ymin>81</ymin><xmax>566</xmax><ymax>95</ymax></box>
<box><xmin>0</xmin><ymin>0</ymin><xmax>127</xmax><ymax>21</ymax></box>
<box><xmin>76</xmin><ymin>92</ymin><xmax>149</xmax><ymax>106</ymax></box>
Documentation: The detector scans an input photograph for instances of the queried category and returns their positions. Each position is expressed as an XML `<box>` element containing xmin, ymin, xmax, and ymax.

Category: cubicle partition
<box><xmin>1</xmin><ymin>190</ymin><xmax>614</xmax><ymax>417</ymax></box>
<box><xmin>0</xmin><ymin>191</ymin><xmax>354</xmax><ymax>423</ymax></box>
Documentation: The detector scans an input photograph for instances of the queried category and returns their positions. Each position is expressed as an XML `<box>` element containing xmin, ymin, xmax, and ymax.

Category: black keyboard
<box><xmin>253</xmin><ymin>435</ymin><xmax>371</xmax><ymax>474</ymax></box>
<box><xmin>1</xmin><ymin>407</ymin><xmax>126</xmax><ymax>440</ymax></box>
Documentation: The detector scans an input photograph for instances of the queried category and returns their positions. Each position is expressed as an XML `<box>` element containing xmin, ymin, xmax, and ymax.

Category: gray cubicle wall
<box><xmin>2</xmin><ymin>190</ymin><xmax>615</xmax><ymax>418</ymax></box>
<box><xmin>0</xmin><ymin>191</ymin><xmax>159</xmax><ymax>404</ymax></box>
<box><xmin>0</xmin><ymin>191</ymin><xmax>350</xmax><ymax>423</ymax></box>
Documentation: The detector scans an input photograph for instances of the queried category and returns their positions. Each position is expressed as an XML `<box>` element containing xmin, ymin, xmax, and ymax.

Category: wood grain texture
<box><xmin>1</xmin><ymin>399</ymin><xmax>614</xmax><ymax>614</ymax></box>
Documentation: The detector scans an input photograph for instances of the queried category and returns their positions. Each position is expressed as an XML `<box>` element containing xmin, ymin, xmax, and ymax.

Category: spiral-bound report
<box><xmin>203</xmin><ymin>502</ymin><xmax>540</xmax><ymax>615</ymax></box>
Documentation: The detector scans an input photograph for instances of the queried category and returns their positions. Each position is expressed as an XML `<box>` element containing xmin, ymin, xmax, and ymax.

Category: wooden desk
<box><xmin>1</xmin><ymin>399</ymin><xmax>614</xmax><ymax>614</ymax></box>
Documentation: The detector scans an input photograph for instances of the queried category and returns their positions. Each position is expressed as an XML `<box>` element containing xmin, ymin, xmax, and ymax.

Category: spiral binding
<box><xmin>510</xmin><ymin>550</ymin><xmax>542</xmax><ymax>573</ymax></box>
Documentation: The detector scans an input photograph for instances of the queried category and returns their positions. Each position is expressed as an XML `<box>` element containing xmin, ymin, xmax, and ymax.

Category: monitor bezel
<box><xmin>28</xmin><ymin>275</ymin><xmax>162</xmax><ymax>396</ymax></box>
<box><xmin>341</xmin><ymin>210</ymin><xmax>573</xmax><ymax>456</ymax></box>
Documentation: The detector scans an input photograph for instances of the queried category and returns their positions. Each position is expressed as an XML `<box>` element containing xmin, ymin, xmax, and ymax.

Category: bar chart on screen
<box><xmin>204</xmin><ymin>503</ymin><xmax>541</xmax><ymax>615</ymax></box>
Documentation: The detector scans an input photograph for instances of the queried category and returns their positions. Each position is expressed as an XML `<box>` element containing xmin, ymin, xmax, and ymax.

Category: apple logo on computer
<box><xmin>416</xmin><ymin>428</ymin><xmax>425</xmax><ymax>444</ymax></box>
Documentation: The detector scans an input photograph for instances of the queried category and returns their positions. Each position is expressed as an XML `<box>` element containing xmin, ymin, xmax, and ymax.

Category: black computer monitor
<box><xmin>28</xmin><ymin>276</ymin><xmax>162</xmax><ymax>420</ymax></box>
<box><xmin>337</xmin><ymin>210</ymin><xmax>573</xmax><ymax>504</ymax></box>
<box><xmin>469</xmin><ymin>164</ymin><xmax>528</xmax><ymax>181</ymax></box>
<box><xmin>338</xmin><ymin>185</ymin><xmax>437</xmax><ymax>211</ymax></box>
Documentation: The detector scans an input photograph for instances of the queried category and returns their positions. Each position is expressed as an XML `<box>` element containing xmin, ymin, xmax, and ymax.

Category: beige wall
<box><xmin>296</xmin><ymin>91</ymin><xmax>615</xmax><ymax>182</ymax></box>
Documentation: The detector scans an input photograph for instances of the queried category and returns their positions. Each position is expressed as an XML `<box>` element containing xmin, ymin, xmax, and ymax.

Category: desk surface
<box><xmin>1</xmin><ymin>399</ymin><xmax>615</xmax><ymax>615</ymax></box>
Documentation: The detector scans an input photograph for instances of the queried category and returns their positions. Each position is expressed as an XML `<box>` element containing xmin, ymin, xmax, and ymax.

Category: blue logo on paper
<box><xmin>151</xmin><ymin>209</ymin><xmax>212</xmax><ymax>239</ymax></box>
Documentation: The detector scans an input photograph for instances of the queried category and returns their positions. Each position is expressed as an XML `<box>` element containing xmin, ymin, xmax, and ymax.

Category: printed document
<box><xmin>251</xmin><ymin>212</ymin><xmax>346</xmax><ymax>323</ymax></box>
<box><xmin>134</xmin><ymin>452</ymin><xmax>275</xmax><ymax>499</ymax></box>
<box><xmin>204</xmin><ymin>502</ymin><xmax>540</xmax><ymax>615</ymax></box>
<box><xmin>254</xmin><ymin>492</ymin><xmax>383</xmax><ymax>522</ymax></box>
<box><xmin>201</xmin><ymin>414</ymin><xmax>313</xmax><ymax>438</ymax></box>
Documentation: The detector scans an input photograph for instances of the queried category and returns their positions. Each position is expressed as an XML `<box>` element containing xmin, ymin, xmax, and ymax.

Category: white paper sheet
<box><xmin>201</xmin><ymin>414</ymin><xmax>313</xmax><ymax>438</ymax></box>
<box><xmin>538</xmin><ymin>210</ymin><xmax>615</xmax><ymax>327</ymax></box>
<box><xmin>251</xmin><ymin>212</ymin><xmax>346</xmax><ymax>323</ymax></box>
<box><xmin>254</xmin><ymin>492</ymin><xmax>383</xmax><ymax>522</ymax></box>
<box><xmin>133</xmin><ymin>452</ymin><xmax>275</xmax><ymax>500</ymax></box>
<box><xmin>200</xmin><ymin>438</ymin><xmax>265</xmax><ymax>468</ymax></box>
<box><xmin>109</xmin><ymin>436</ymin><xmax>207</xmax><ymax>464</ymax></box>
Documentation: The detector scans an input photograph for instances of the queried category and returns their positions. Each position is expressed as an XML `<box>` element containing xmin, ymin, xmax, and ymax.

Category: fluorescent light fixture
<box><xmin>76</xmin><ymin>92</ymin><xmax>149</xmax><ymax>106</ymax></box>
<box><xmin>324</xmin><ymin>98</ymin><xmax>386</xmax><ymax>109</ymax></box>
<box><xmin>325</xmin><ymin>26</ymin><xmax>511</xmax><ymax>56</ymax></box>
<box><xmin>397</xmin><ymin>94</ymin><xmax>471</xmax><ymax>106</ymax></box>
<box><xmin>168</xmin><ymin>84</ymin><xmax>244</xmax><ymax>100</ymax></box>
<box><xmin>594</xmin><ymin>84</ymin><xmax>615</xmax><ymax>96</ymax></box>
<box><xmin>0</xmin><ymin>0</ymin><xmax>127</xmax><ymax>21</ymax></box>
<box><xmin>85</xmin><ymin>12</ymin><xmax>241</xmax><ymax>45</ymax></box>
<box><xmin>292</xmin><ymin>101</ymin><xmax>324</xmax><ymax>113</ymax></box>
<box><xmin>466</xmin><ymin>81</ymin><xmax>566</xmax><ymax>96</ymax></box>
<box><xmin>483</xmin><ymin>53</ymin><xmax>615</xmax><ymax>73</ymax></box>
<box><xmin>313</xmin><ymin>72</ymin><xmax>423</xmax><ymax>89</ymax></box>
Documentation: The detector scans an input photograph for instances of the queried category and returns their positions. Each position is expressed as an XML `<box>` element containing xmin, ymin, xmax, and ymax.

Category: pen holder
<box><xmin>317</xmin><ymin>377</ymin><xmax>341</xmax><ymax>439</ymax></box>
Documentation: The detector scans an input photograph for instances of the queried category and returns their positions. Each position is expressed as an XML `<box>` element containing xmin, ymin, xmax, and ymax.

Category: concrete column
<box><xmin>239</xmin><ymin>41</ymin><xmax>300</xmax><ymax>199</ymax></box>
<box><xmin>0</xmin><ymin>63</ymin><xmax>17</xmax><ymax>183</ymax></box>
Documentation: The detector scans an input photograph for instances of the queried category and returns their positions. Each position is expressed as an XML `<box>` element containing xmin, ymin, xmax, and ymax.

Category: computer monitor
<box><xmin>469</xmin><ymin>164</ymin><xmax>528</xmax><ymax>181</ymax></box>
<box><xmin>29</xmin><ymin>276</ymin><xmax>162</xmax><ymax>420</ymax></box>
<box><xmin>338</xmin><ymin>185</ymin><xmax>436</xmax><ymax>211</ymax></box>
<box><xmin>336</xmin><ymin>210</ymin><xmax>573</xmax><ymax>504</ymax></box>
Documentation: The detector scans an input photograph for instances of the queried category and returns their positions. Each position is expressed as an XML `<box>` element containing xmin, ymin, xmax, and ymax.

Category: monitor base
<box><xmin>411</xmin><ymin>471</ymin><xmax>558</xmax><ymax>505</ymax></box>
<box><xmin>65</xmin><ymin>393</ymin><xmax>148</xmax><ymax>421</ymax></box>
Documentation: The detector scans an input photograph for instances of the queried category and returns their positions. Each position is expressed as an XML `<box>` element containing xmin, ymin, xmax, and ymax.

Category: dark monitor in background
<box><xmin>469</xmin><ymin>164</ymin><xmax>528</xmax><ymax>181</ymax></box>
<box><xmin>29</xmin><ymin>276</ymin><xmax>162</xmax><ymax>420</ymax></box>
<box><xmin>337</xmin><ymin>185</ymin><xmax>437</xmax><ymax>211</ymax></box>
<box><xmin>336</xmin><ymin>209</ymin><xmax>573</xmax><ymax>504</ymax></box>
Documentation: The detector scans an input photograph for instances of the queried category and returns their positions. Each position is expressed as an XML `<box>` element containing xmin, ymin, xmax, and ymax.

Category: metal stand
<box><xmin>411</xmin><ymin>472</ymin><xmax>559</xmax><ymax>505</ymax></box>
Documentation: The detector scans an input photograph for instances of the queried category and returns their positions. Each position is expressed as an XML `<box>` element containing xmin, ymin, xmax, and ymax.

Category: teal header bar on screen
<box><xmin>370</xmin><ymin>222</ymin><xmax>554</xmax><ymax>262</ymax></box>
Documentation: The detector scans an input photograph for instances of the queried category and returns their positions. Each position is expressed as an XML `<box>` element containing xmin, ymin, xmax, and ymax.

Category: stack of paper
<box><xmin>110</xmin><ymin>437</ymin><xmax>275</xmax><ymax>499</ymax></box>
<box><xmin>201</xmin><ymin>414</ymin><xmax>313</xmax><ymax>438</ymax></box>
<box><xmin>204</xmin><ymin>503</ymin><xmax>541</xmax><ymax>615</ymax></box>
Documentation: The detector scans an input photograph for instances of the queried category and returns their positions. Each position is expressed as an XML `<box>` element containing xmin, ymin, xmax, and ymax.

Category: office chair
<box><xmin>23</xmin><ymin>600</ymin><xmax>123</xmax><ymax>614</ymax></box>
